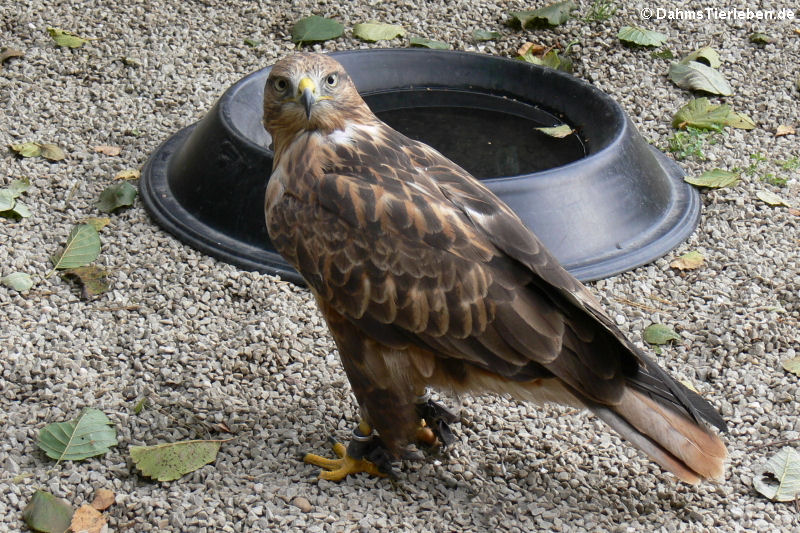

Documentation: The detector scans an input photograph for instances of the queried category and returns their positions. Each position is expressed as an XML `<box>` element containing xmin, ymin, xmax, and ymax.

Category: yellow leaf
<box><xmin>670</xmin><ymin>250</ymin><xmax>704</xmax><ymax>270</ymax></box>
<box><xmin>114</xmin><ymin>169</ymin><xmax>140</xmax><ymax>180</ymax></box>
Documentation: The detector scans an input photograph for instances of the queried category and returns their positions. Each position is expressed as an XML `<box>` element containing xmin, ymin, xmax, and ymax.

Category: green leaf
<box><xmin>669</xmin><ymin>250</ymin><xmax>704</xmax><ymax>271</ymax></box>
<box><xmin>680</xmin><ymin>46</ymin><xmax>721</xmax><ymax>68</ymax></box>
<box><xmin>290</xmin><ymin>16</ymin><xmax>344</xmax><ymax>45</ymax></box>
<box><xmin>97</xmin><ymin>181</ymin><xmax>138</xmax><ymax>212</ymax></box>
<box><xmin>650</xmin><ymin>49</ymin><xmax>674</xmax><ymax>60</ymax></box>
<box><xmin>10</xmin><ymin>142</ymin><xmax>42</xmax><ymax>158</ymax></box>
<box><xmin>1</xmin><ymin>272</ymin><xmax>33</xmax><ymax>292</ymax></box>
<box><xmin>782</xmin><ymin>357</ymin><xmax>800</xmax><ymax>377</ymax></box>
<box><xmin>753</xmin><ymin>447</ymin><xmax>800</xmax><ymax>502</ymax></box>
<box><xmin>535</xmin><ymin>125</ymin><xmax>574</xmax><ymax>138</ymax></box>
<box><xmin>672</xmin><ymin>98</ymin><xmax>755</xmax><ymax>130</ymax></box>
<box><xmin>22</xmin><ymin>490</ymin><xmax>74</xmax><ymax>533</ymax></box>
<box><xmin>756</xmin><ymin>190</ymin><xmax>790</xmax><ymax>207</ymax></box>
<box><xmin>684</xmin><ymin>168</ymin><xmax>739</xmax><ymax>188</ymax></box>
<box><xmin>618</xmin><ymin>26</ymin><xmax>667</xmax><ymax>47</ymax></box>
<box><xmin>37</xmin><ymin>408</ymin><xmax>118</xmax><ymax>461</ymax></box>
<box><xmin>47</xmin><ymin>27</ymin><xmax>89</xmax><ymax>48</ymax></box>
<box><xmin>409</xmin><ymin>36</ymin><xmax>451</xmax><ymax>50</ymax></box>
<box><xmin>39</xmin><ymin>143</ymin><xmax>66</xmax><ymax>161</ymax></box>
<box><xmin>243</xmin><ymin>38</ymin><xmax>260</xmax><ymax>47</ymax></box>
<box><xmin>473</xmin><ymin>29</ymin><xmax>501</xmax><ymax>42</ymax></box>
<box><xmin>643</xmin><ymin>324</ymin><xmax>681</xmax><ymax>345</ymax></box>
<box><xmin>668</xmin><ymin>61</ymin><xmax>732</xmax><ymax>96</ymax></box>
<box><xmin>518</xmin><ymin>49</ymin><xmax>573</xmax><ymax>73</ymax></box>
<box><xmin>0</xmin><ymin>189</ymin><xmax>14</xmax><ymax>211</ymax></box>
<box><xmin>352</xmin><ymin>22</ymin><xmax>405</xmax><ymax>42</ymax></box>
<box><xmin>133</xmin><ymin>397</ymin><xmax>149</xmax><ymax>414</ymax></box>
<box><xmin>62</xmin><ymin>265</ymin><xmax>110</xmax><ymax>298</ymax></box>
<box><xmin>749</xmin><ymin>32</ymin><xmax>774</xmax><ymax>44</ymax></box>
<box><xmin>510</xmin><ymin>1</ymin><xmax>577</xmax><ymax>27</ymax></box>
<box><xmin>7</xmin><ymin>201</ymin><xmax>31</xmax><ymax>218</ymax></box>
<box><xmin>50</xmin><ymin>224</ymin><xmax>101</xmax><ymax>271</ymax></box>
<box><xmin>130</xmin><ymin>439</ymin><xmax>229</xmax><ymax>481</ymax></box>
<box><xmin>8</xmin><ymin>178</ymin><xmax>31</xmax><ymax>197</ymax></box>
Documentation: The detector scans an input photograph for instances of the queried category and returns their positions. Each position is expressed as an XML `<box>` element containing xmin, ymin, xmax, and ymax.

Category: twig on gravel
<box><xmin>748</xmin><ymin>437</ymin><xmax>800</xmax><ymax>451</ymax></box>
<box><xmin>613</xmin><ymin>297</ymin><xmax>660</xmax><ymax>313</ymax></box>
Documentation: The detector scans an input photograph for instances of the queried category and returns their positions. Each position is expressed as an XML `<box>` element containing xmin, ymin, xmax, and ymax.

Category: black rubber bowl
<box><xmin>141</xmin><ymin>49</ymin><xmax>699</xmax><ymax>284</ymax></box>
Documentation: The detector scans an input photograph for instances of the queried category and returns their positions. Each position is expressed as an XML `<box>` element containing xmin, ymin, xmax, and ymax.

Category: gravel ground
<box><xmin>1</xmin><ymin>0</ymin><xmax>799</xmax><ymax>531</ymax></box>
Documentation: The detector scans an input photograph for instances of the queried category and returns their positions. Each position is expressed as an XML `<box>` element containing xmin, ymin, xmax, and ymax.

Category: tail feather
<box><xmin>585</xmin><ymin>388</ymin><xmax>727</xmax><ymax>484</ymax></box>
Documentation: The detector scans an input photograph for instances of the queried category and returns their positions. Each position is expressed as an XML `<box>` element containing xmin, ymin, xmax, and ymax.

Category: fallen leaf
<box><xmin>352</xmin><ymin>22</ymin><xmax>405</xmax><ymax>42</ymax></box>
<box><xmin>0</xmin><ymin>189</ymin><xmax>14</xmax><ymax>211</ymax></box>
<box><xmin>672</xmin><ymin>97</ymin><xmax>755</xmax><ymax>130</ymax></box>
<box><xmin>133</xmin><ymin>397</ymin><xmax>149</xmax><ymax>414</ymax></box>
<box><xmin>679</xmin><ymin>380</ymin><xmax>699</xmax><ymax>393</ymax></box>
<box><xmin>81</xmin><ymin>217</ymin><xmax>111</xmax><ymax>231</ymax></box>
<box><xmin>47</xmin><ymin>27</ymin><xmax>90</xmax><ymax>48</ymax></box>
<box><xmin>243</xmin><ymin>38</ymin><xmax>260</xmax><ymax>47</ymax></box>
<box><xmin>292</xmin><ymin>497</ymin><xmax>312</xmax><ymax>513</ymax></box>
<box><xmin>517</xmin><ymin>42</ymin><xmax>546</xmax><ymax>56</ymax></box>
<box><xmin>0</xmin><ymin>47</ymin><xmax>24</xmax><ymax>65</ymax></box>
<box><xmin>788</xmin><ymin>208</ymin><xmax>800</xmax><ymax>217</ymax></box>
<box><xmin>643</xmin><ymin>324</ymin><xmax>681</xmax><ymax>345</ymax></box>
<box><xmin>37</xmin><ymin>408</ymin><xmax>118</xmax><ymax>461</ymax></box>
<box><xmin>650</xmin><ymin>49</ymin><xmax>674</xmax><ymax>60</ymax></box>
<box><xmin>1</xmin><ymin>272</ymin><xmax>33</xmax><ymax>292</ymax></box>
<box><xmin>753</xmin><ymin>447</ymin><xmax>800</xmax><ymax>502</ymax></box>
<box><xmin>783</xmin><ymin>357</ymin><xmax>800</xmax><ymax>377</ymax></box>
<box><xmin>97</xmin><ymin>182</ymin><xmax>138</xmax><ymax>212</ymax></box>
<box><xmin>70</xmin><ymin>504</ymin><xmax>107</xmax><ymax>533</ymax></box>
<box><xmin>618</xmin><ymin>26</ymin><xmax>667</xmax><ymax>47</ymax></box>
<box><xmin>130</xmin><ymin>439</ymin><xmax>230</xmax><ymax>481</ymax></box>
<box><xmin>114</xmin><ymin>169</ymin><xmax>140</xmax><ymax>180</ymax></box>
<box><xmin>10</xmin><ymin>142</ymin><xmax>42</xmax><ymax>158</ymax></box>
<box><xmin>22</xmin><ymin>490</ymin><xmax>74</xmax><ymax>533</ymax></box>
<box><xmin>290</xmin><ymin>16</ymin><xmax>344</xmax><ymax>45</ymax></box>
<box><xmin>409</xmin><ymin>36</ymin><xmax>451</xmax><ymax>50</ymax></box>
<box><xmin>680</xmin><ymin>46</ymin><xmax>721</xmax><ymax>68</ymax></box>
<box><xmin>8</xmin><ymin>178</ymin><xmax>31</xmax><ymax>197</ymax></box>
<box><xmin>90</xmin><ymin>489</ymin><xmax>116</xmax><ymax>511</ymax></box>
<box><xmin>756</xmin><ymin>190</ymin><xmax>790</xmax><ymax>207</ymax></box>
<box><xmin>50</xmin><ymin>224</ymin><xmax>101</xmax><ymax>272</ymax></box>
<box><xmin>668</xmin><ymin>61</ymin><xmax>732</xmax><ymax>96</ymax></box>
<box><xmin>775</xmin><ymin>125</ymin><xmax>795</xmax><ymax>137</ymax></box>
<box><xmin>8</xmin><ymin>201</ymin><xmax>31</xmax><ymax>218</ymax></box>
<box><xmin>510</xmin><ymin>1</ymin><xmax>577</xmax><ymax>27</ymax></box>
<box><xmin>473</xmin><ymin>29</ymin><xmax>501</xmax><ymax>42</ymax></box>
<box><xmin>535</xmin><ymin>124</ymin><xmax>574</xmax><ymax>138</ymax></box>
<box><xmin>38</xmin><ymin>143</ymin><xmax>66</xmax><ymax>161</ymax></box>
<box><xmin>684</xmin><ymin>168</ymin><xmax>739</xmax><ymax>188</ymax></box>
<box><xmin>62</xmin><ymin>265</ymin><xmax>110</xmax><ymax>298</ymax></box>
<box><xmin>93</xmin><ymin>145</ymin><xmax>121</xmax><ymax>156</ymax></box>
<box><xmin>749</xmin><ymin>32</ymin><xmax>774</xmax><ymax>44</ymax></box>
<box><xmin>670</xmin><ymin>250</ymin><xmax>704</xmax><ymax>270</ymax></box>
<box><xmin>518</xmin><ymin>49</ymin><xmax>572</xmax><ymax>72</ymax></box>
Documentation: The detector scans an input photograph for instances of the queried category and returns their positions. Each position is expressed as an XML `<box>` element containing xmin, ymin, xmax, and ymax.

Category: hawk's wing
<box><xmin>267</xmin><ymin>123</ymin><xmax>724</xmax><ymax>432</ymax></box>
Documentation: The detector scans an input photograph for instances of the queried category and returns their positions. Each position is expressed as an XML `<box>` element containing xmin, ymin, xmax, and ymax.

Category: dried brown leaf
<box><xmin>775</xmin><ymin>125</ymin><xmax>796</xmax><ymax>137</ymax></box>
<box><xmin>93</xmin><ymin>145</ymin><xmax>121</xmax><ymax>156</ymax></box>
<box><xmin>517</xmin><ymin>42</ymin><xmax>546</xmax><ymax>56</ymax></box>
<box><xmin>70</xmin><ymin>504</ymin><xmax>107</xmax><ymax>533</ymax></box>
<box><xmin>90</xmin><ymin>489</ymin><xmax>115</xmax><ymax>511</ymax></box>
<box><xmin>669</xmin><ymin>250</ymin><xmax>705</xmax><ymax>271</ymax></box>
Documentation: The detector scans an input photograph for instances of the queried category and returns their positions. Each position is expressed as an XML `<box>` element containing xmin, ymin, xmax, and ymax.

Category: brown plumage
<box><xmin>263</xmin><ymin>52</ymin><xmax>728</xmax><ymax>484</ymax></box>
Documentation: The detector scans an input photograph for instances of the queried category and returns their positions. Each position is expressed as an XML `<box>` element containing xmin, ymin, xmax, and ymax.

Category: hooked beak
<box><xmin>298</xmin><ymin>77</ymin><xmax>316</xmax><ymax>119</ymax></box>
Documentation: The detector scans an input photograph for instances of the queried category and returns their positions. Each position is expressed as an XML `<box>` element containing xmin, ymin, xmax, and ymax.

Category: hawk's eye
<box><xmin>325</xmin><ymin>73</ymin><xmax>338</xmax><ymax>87</ymax></box>
<box><xmin>272</xmin><ymin>78</ymin><xmax>288</xmax><ymax>93</ymax></box>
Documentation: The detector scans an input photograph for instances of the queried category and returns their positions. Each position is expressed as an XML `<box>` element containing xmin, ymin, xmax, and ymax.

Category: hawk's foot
<box><xmin>415</xmin><ymin>391</ymin><xmax>459</xmax><ymax>448</ymax></box>
<box><xmin>304</xmin><ymin>421</ymin><xmax>394</xmax><ymax>481</ymax></box>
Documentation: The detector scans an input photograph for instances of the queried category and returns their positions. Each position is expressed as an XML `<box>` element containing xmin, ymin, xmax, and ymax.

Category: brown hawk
<box><xmin>263</xmin><ymin>52</ymin><xmax>727</xmax><ymax>484</ymax></box>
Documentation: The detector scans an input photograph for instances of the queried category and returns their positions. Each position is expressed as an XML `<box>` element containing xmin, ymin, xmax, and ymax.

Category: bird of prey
<box><xmin>262</xmin><ymin>52</ymin><xmax>728</xmax><ymax>484</ymax></box>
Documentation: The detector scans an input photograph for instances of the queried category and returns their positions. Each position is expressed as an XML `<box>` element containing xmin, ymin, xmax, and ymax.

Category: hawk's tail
<box><xmin>584</xmin><ymin>387</ymin><xmax>728</xmax><ymax>484</ymax></box>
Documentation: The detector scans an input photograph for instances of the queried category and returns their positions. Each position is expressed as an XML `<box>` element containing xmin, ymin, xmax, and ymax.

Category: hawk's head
<box><xmin>263</xmin><ymin>53</ymin><xmax>373</xmax><ymax>146</ymax></box>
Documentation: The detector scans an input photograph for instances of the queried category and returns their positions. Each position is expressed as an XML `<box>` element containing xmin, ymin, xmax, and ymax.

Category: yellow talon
<box><xmin>304</xmin><ymin>441</ymin><xmax>388</xmax><ymax>481</ymax></box>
